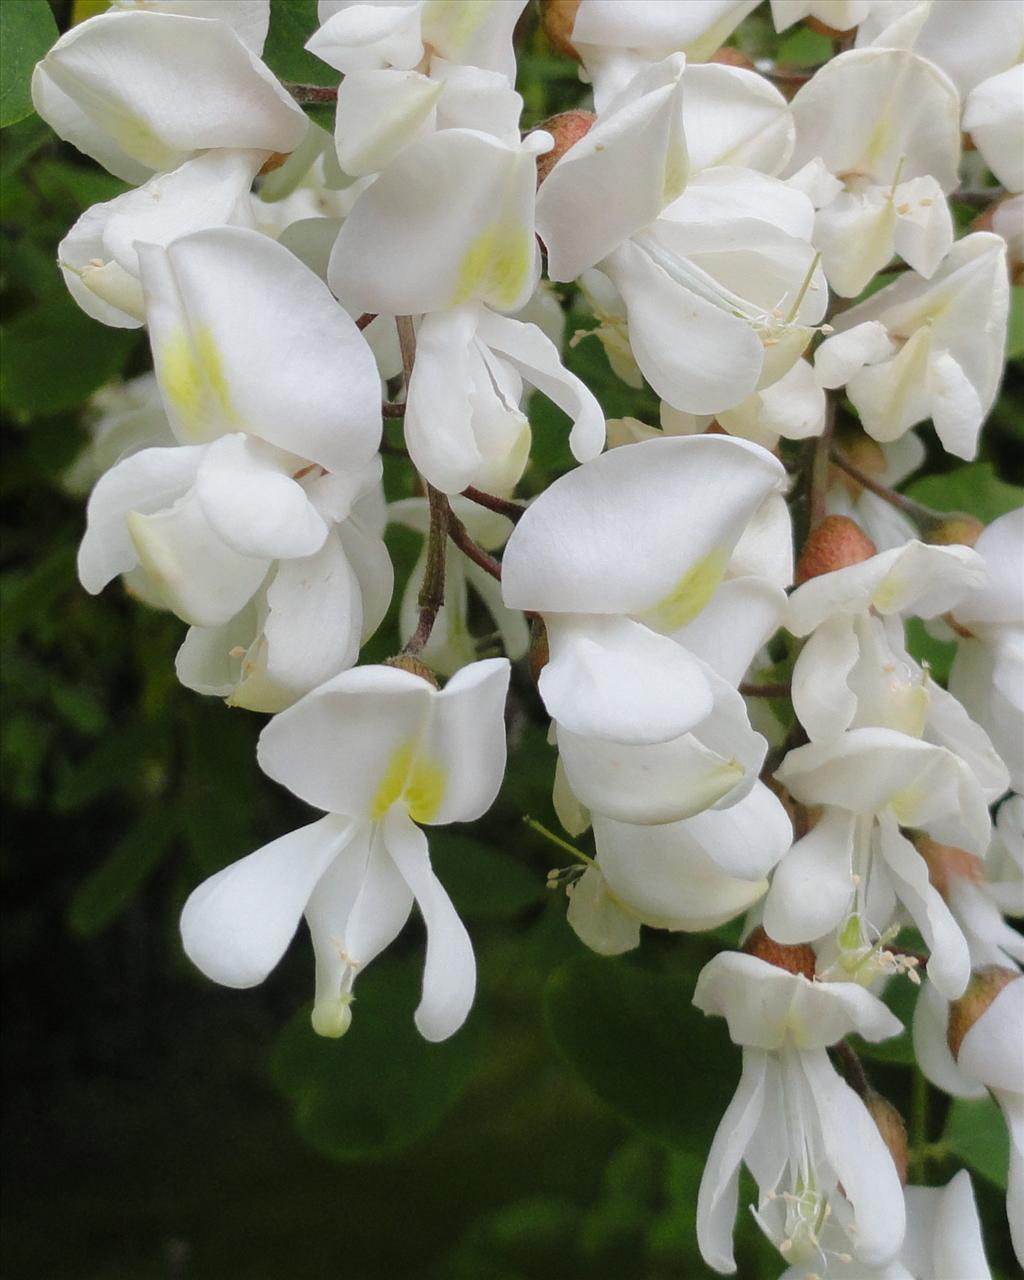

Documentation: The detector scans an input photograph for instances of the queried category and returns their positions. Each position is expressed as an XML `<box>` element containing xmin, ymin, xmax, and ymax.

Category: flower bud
<box><xmin>258</xmin><ymin>152</ymin><xmax>290</xmax><ymax>176</ymax></box>
<box><xmin>865</xmin><ymin>1092</ymin><xmax>909</xmax><ymax>1185</ymax></box>
<box><xmin>541</xmin><ymin>0</ymin><xmax>581</xmax><ymax>61</ymax></box>
<box><xmin>528</xmin><ymin>615</ymin><xmax>549</xmax><ymax>685</ymax></box>
<box><xmin>831</xmin><ymin>428</ymin><xmax>887</xmax><ymax>498</ymax></box>
<box><xmin>384</xmin><ymin>655</ymin><xmax>440</xmax><ymax>688</ymax></box>
<box><xmin>744</xmin><ymin>927</ymin><xmax>817</xmax><ymax>980</ymax></box>
<box><xmin>923</xmin><ymin>513</ymin><xmax>986</xmax><ymax>548</ymax></box>
<box><xmin>947</xmin><ymin>966</ymin><xmax>1020</xmax><ymax>1060</ymax></box>
<box><xmin>532</xmin><ymin>110</ymin><xmax>596</xmax><ymax>186</ymax></box>
<box><xmin>914</xmin><ymin>834</ymin><xmax>985</xmax><ymax>899</ymax></box>
<box><xmin>795</xmin><ymin>515</ymin><xmax>877</xmax><ymax>585</ymax></box>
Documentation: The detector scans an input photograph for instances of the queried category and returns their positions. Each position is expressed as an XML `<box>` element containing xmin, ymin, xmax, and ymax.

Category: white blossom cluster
<box><xmin>33</xmin><ymin>1</ymin><xmax>1023</xmax><ymax>1275</ymax></box>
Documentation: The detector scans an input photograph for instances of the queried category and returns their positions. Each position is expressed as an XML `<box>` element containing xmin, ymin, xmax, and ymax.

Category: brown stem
<box><xmin>382</xmin><ymin>400</ymin><xmax>406</xmax><ymax>417</ymax></box>
<box><xmin>834</xmin><ymin>1041</ymin><xmax>871</xmax><ymax>1098</ymax></box>
<box><xmin>740</xmin><ymin>682</ymin><xmax>791</xmax><ymax>698</ymax></box>
<box><xmin>397</xmin><ymin>316</ymin><xmax>449</xmax><ymax>657</ymax></box>
<box><xmin>829</xmin><ymin>448</ymin><xmax>940</xmax><ymax>526</ymax></box>
<box><xmin>460</xmin><ymin>485</ymin><xmax>526</xmax><ymax>523</ymax></box>
<box><xmin>447</xmin><ymin>511</ymin><xmax>503</xmax><ymax>582</ymax></box>
<box><xmin>284</xmin><ymin>83</ymin><xmax>339</xmax><ymax>104</ymax></box>
<box><xmin>356</xmin><ymin>312</ymin><xmax>377</xmax><ymax>331</ymax></box>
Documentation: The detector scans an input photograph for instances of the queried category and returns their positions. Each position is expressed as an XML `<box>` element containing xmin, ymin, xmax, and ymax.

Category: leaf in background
<box><xmin>904</xmin><ymin>616</ymin><xmax>956</xmax><ymax>686</ymax></box>
<box><xmin>263</xmin><ymin>0</ymin><xmax>340</xmax><ymax>87</ymax></box>
<box><xmin>544</xmin><ymin>954</ymin><xmax>737</xmax><ymax>1151</ymax></box>
<box><xmin>179</xmin><ymin>702</ymin><xmax>263</xmax><ymax>875</ymax></box>
<box><xmin>944</xmin><ymin>1095</ymin><xmax>1010</xmax><ymax>1190</ymax></box>
<box><xmin>430</xmin><ymin>830</ymin><xmax>542</xmax><ymax>922</ymax></box>
<box><xmin>0</xmin><ymin>0</ymin><xmax>57</xmax><ymax>128</ymax></box>
<box><xmin>271</xmin><ymin>958</ymin><xmax>482</xmax><ymax>1161</ymax></box>
<box><xmin>54</xmin><ymin>719</ymin><xmax>162</xmax><ymax>812</ymax></box>
<box><xmin>0</xmin><ymin>113</ymin><xmax>51</xmax><ymax>180</ymax></box>
<box><xmin>67</xmin><ymin>803</ymin><xmax>179</xmax><ymax>937</ymax></box>
<box><xmin>906</xmin><ymin>462</ymin><xmax>1024</xmax><ymax>523</ymax></box>
<box><xmin>848</xmin><ymin>974</ymin><xmax>916</xmax><ymax>1064</ymax></box>
<box><xmin>1</xmin><ymin>295</ymin><xmax>137</xmax><ymax>416</ymax></box>
<box><xmin>1007</xmin><ymin>286</ymin><xmax>1024</xmax><ymax>362</ymax></box>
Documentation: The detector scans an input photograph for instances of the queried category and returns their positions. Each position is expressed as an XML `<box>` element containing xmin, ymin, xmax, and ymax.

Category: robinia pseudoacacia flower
<box><xmin>29</xmin><ymin>0</ymin><xmax>1023</xmax><ymax>1272</ymax></box>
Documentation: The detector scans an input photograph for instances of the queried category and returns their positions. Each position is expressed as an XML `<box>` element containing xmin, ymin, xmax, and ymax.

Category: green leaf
<box><xmin>67</xmin><ymin>804</ymin><xmax>179</xmax><ymax>937</ymax></box>
<box><xmin>0</xmin><ymin>0</ymin><xmax>57</xmax><ymax>128</ymax></box>
<box><xmin>1</xmin><ymin>295</ymin><xmax>137</xmax><ymax>416</ymax></box>
<box><xmin>944</xmin><ymin>1095</ymin><xmax>1010</xmax><ymax>1191</ymax></box>
<box><xmin>849</xmin><ymin>975</ymin><xmax>916</xmax><ymax>1064</ymax></box>
<box><xmin>263</xmin><ymin>0</ymin><xmax>340</xmax><ymax>88</ymax></box>
<box><xmin>544</xmin><ymin>954</ymin><xmax>737</xmax><ymax>1150</ymax></box>
<box><xmin>429</xmin><ymin>830</ymin><xmax>542</xmax><ymax>921</ymax></box>
<box><xmin>905</xmin><ymin>462</ymin><xmax>1024</xmax><ymax>524</ymax></box>
<box><xmin>54</xmin><ymin>719</ymin><xmax>161</xmax><ymax>812</ymax></box>
<box><xmin>271</xmin><ymin>958</ymin><xmax>482</xmax><ymax>1161</ymax></box>
<box><xmin>904</xmin><ymin>616</ymin><xmax>956</xmax><ymax>686</ymax></box>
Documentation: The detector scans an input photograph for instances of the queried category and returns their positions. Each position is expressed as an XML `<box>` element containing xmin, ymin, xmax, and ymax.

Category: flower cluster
<box><xmin>35</xmin><ymin>1</ymin><xmax>1021</xmax><ymax>1275</ymax></box>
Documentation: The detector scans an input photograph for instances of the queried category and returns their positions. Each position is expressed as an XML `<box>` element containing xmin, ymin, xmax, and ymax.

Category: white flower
<box><xmin>59</xmin><ymin>149</ymin><xmax>265</xmax><ymax>328</ymax></box>
<box><xmin>777</xmin><ymin>1168</ymin><xmax>992</xmax><ymax>1279</ymax></box>
<box><xmin>565</xmin><ymin>783</ymin><xmax>792</xmax><ymax>954</ymax></box>
<box><xmin>31</xmin><ymin>8</ymin><xmax>306</xmax><ymax>183</ymax></box>
<box><xmin>564</xmin><ymin>0</ymin><xmax>760</xmax><ymax>110</ymax></box>
<box><xmin>181</xmin><ymin>658</ymin><xmax>511</xmax><ymax>1040</ymax></box>
<box><xmin>694</xmin><ymin>951</ymin><xmax>905</xmax><ymax>1274</ymax></box>
<box><xmin>787</xmin><ymin>48</ymin><xmax>960</xmax><ymax>296</ymax></box>
<box><xmin>948</xmin><ymin>509</ymin><xmax>1024</xmax><ymax>791</ymax></box>
<box><xmin>767</xmin><ymin>728</ymin><xmax>992</xmax><ymax>996</ymax></box>
<box><xmin>815</xmin><ymin>233</ymin><xmax>1010</xmax><ymax>459</ymax></box>
<box><xmin>501</xmin><ymin>434</ymin><xmax>789</xmax><ymax>744</ymax></box>
<box><xmin>77</xmin><ymin>227</ymin><xmax>381</xmax><ymax>636</ymax></box>
<box><xmin>328</xmin><ymin>126</ymin><xmax>552</xmax><ymax>318</ymax></box>
<box><xmin>399</xmin><ymin>302</ymin><xmax>605</xmax><ymax>495</ymax></box>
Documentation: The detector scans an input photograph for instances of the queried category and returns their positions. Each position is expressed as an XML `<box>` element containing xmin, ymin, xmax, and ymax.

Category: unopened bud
<box><xmin>865</xmin><ymin>1092</ymin><xmax>909</xmax><ymax>1185</ymax></box>
<box><xmin>913</xmin><ymin>834</ymin><xmax>984</xmax><ymax>900</ymax></box>
<box><xmin>744</xmin><ymin>927</ymin><xmax>817</xmax><ymax>980</ymax></box>
<box><xmin>947</xmin><ymin>966</ymin><xmax>1020</xmax><ymax>1060</ymax></box>
<box><xmin>923</xmin><ymin>513</ymin><xmax>986</xmax><ymax>548</ymax></box>
<box><xmin>541</xmin><ymin>0</ymin><xmax>581</xmax><ymax>60</ymax></box>
<box><xmin>528</xmin><ymin>616</ymin><xmax>549</xmax><ymax>686</ymax></box>
<box><xmin>532</xmin><ymin>110</ymin><xmax>596</xmax><ymax>185</ymax></box>
<box><xmin>795</xmin><ymin>515</ymin><xmax>877</xmax><ymax>585</ymax></box>
<box><xmin>384</xmin><ymin>655</ymin><xmax>439</xmax><ymax>688</ymax></box>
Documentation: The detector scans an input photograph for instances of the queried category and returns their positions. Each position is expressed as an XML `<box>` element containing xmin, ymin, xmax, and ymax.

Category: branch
<box><xmin>829</xmin><ymin>448</ymin><xmax>944</xmax><ymax>526</ymax></box>
<box><xmin>447</xmin><ymin>510</ymin><xmax>503</xmax><ymax>581</ymax></box>
<box><xmin>834</xmin><ymin>1040</ymin><xmax>871</xmax><ymax>1098</ymax></box>
<box><xmin>396</xmin><ymin>315</ymin><xmax>450</xmax><ymax>657</ymax></box>
<box><xmin>460</xmin><ymin>485</ymin><xmax>526</xmax><ymax>523</ymax></box>
<box><xmin>740</xmin><ymin>682</ymin><xmax>791</xmax><ymax>698</ymax></box>
<box><xmin>284</xmin><ymin>83</ymin><xmax>338</xmax><ymax>105</ymax></box>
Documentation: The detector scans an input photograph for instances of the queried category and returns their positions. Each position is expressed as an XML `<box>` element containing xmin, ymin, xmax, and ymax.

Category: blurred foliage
<box><xmin>1</xmin><ymin>3</ymin><xmax>1021</xmax><ymax>1278</ymax></box>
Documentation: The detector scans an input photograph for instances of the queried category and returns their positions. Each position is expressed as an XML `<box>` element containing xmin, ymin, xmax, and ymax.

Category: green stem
<box><xmin>909</xmin><ymin>1065</ymin><xmax>930</xmax><ymax>1182</ymax></box>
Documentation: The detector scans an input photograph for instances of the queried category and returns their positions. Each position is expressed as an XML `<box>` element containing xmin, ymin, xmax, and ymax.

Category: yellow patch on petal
<box><xmin>405</xmin><ymin>757</ymin><xmax>447</xmax><ymax>824</ymax></box>
<box><xmin>889</xmin><ymin>784</ymin><xmax>924</xmax><ymax>825</ymax></box>
<box><xmin>644</xmin><ymin>548</ymin><xmax>729</xmax><ymax>632</ymax></box>
<box><xmin>423</xmin><ymin>0</ymin><xmax>492</xmax><ymax>56</ymax></box>
<box><xmin>160</xmin><ymin>328</ymin><xmax>233</xmax><ymax>438</ymax></box>
<box><xmin>370</xmin><ymin>742</ymin><xmax>447</xmax><ymax>823</ymax></box>
<box><xmin>871</xmin><ymin>573</ymin><xmax>904</xmax><ymax>614</ymax></box>
<box><xmin>371</xmin><ymin>742</ymin><xmax>415</xmax><ymax>821</ymax></box>
<box><xmin>453</xmin><ymin>222</ymin><xmax>532</xmax><ymax>310</ymax></box>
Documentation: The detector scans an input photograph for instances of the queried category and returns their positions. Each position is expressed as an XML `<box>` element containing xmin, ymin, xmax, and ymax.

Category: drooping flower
<box><xmin>694</xmin><ymin>950</ymin><xmax>906</xmax><ymax>1274</ymax></box>
<box><xmin>181</xmin><ymin>658</ymin><xmax>511</xmax><ymax>1040</ymax></box>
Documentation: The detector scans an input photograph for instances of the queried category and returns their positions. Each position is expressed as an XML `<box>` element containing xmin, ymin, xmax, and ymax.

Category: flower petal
<box><xmin>383</xmin><ymin>807</ymin><xmax>476</xmax><ymax>1041</ymax></box>
<box><xmin>180</xmin><ymin>814</ymin><xmax>354</xmax><ymax>988</ymax></box>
